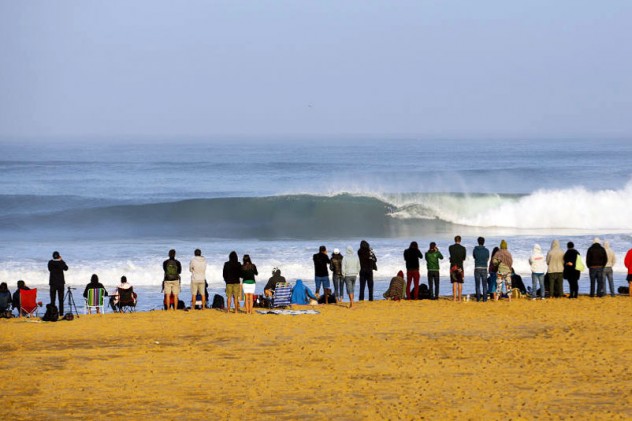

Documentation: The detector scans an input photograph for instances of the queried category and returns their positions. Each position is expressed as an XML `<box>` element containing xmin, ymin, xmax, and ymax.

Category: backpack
<box><xmin>419</xmin><ymin>283</ymin><xmax>431</xmax><ymax>300</ymax></box>
<box><xmin>211</xmin><ymin>294</ymin><xmax>225</xmax><ymax>309</ymax></box>
<box><xmin>165</xmin><ymin>260</ymin><xmax>179</xmax><ymax>281</ymax></box>
<box><xmin>42</xmin><ymin>304</ymin><xmax>59</xmax><ymax>322</ymax></box>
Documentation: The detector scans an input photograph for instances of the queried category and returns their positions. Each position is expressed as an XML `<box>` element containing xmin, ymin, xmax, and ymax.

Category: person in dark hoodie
<box><xmin>586</xmin><ymin>237</ymin><xmax>608</xmax><ymax>297</ymax></box>
<box><xmin>330</xmin><ymin>248</ymin><xmax>344</xmax><ymax>302</ymax></box>
<box><xmin>358</xmin><ymin>240</ymin><xmax>377</xmax><ymax>301</ymax></box>
<box><xmin>563</xmin><ymin>242</ymin><xmax>581</xmax><ymax>299</ymax></box>
<box><xmin>48</xmin><ymin>251</ymin><xmax>68</xmax><ymax>316</ymax></box>
<box><xmin>83</xmin><ymin>274</ymin><xmax>108</xmax><ymax>314</ymax></box>
<box><xmin>223</xmin><ymin>251</ymin><xmax>242</xmax><ymax>313</ymax></box>
<box><xmin>403</xmin><ymin>241</ymin><xmax>423</xmax><ymax>300</ymax></box>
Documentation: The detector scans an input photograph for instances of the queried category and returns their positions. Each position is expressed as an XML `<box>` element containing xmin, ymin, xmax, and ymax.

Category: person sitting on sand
<box><xmin>83</xmin><ymin>274</ymin><xmax>108</xmax><ymax>314</ymax></box>
<box><xmin>317</xmin><ymin>288</ymin><xmax>338</xmax><ymax>304</ymax></box>
<box><xmin>0</xmin><ymin>282</ymin><xmax>12</xmax><ymax>317</ymax></box>
<box><xmin>290</xmin><ymin>279</ymin><xmax>317</xmax><ymax>305</ymax></box>
<box><xmin>264</xmin><ymin>267</ymin><xmax>286</xmax><ymax>298</ymax></box>
<box><xmin>383</xmin><ymin>271</ymin><xmax>406</xmax><ymax>301</ymax></box>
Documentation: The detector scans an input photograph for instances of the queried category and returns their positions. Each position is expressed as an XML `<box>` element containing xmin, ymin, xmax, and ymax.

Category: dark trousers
<box><xmin>427</xmin><ymin>271</ymin><xmax>440</xmax><ymax>299</ymax></box>
<box><xmin>548</xmin><ymin>273</ymin><xmax>564</xmax><ymax>297</ymax></box>
<box><xmin>567</xmin><ymin>277</ymin><xmax>579</xmax><ymax>298</ymax></box>
<box><xmin>50</xmin><ymin>285</ymin><xmax>64</xmax><ymax>315</ymax></box>
<box><xmin>474</xmin><ymin>268</ymin><xmax>488</xmax><ymax>301</ymax></box>
<box><xmin>359</xmin><ymin>269</ymin><xmax>374</xmax><ymax>301</ymax></box>
<box><xmin>406</xmin><ymin>270</ymin><xmax>420</xmax><ymax>300</ymax></box>
<box><xmin>589</xmin><ymin>267</ymin><xmax>605</xmax><ymax>297</ymax></box>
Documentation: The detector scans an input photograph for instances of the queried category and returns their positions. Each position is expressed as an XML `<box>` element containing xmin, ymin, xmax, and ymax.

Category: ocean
<box><xmin>2</xmin><ymin>138</ymin><xmax>631</xmax><ymax>311</ymax></box>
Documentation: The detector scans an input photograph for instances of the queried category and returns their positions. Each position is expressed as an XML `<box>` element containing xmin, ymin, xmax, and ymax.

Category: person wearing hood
<box><xmin>403</xmin><ymin>241</ymin><xmax>423</xmax><ymax>300</ymax></box>
<box><xmin>358</xmin><ymin>240</ymin><xmax>377</xmax><ymax>301</ymax></box>
<box><xmin>330</xmin><ymin>248</ymin><xmax>344</xmax><ymax>302</ymax></box>
<box><xmin>563</xmin><ymin>242</ymin><xmax>581</xmax><ymax>299</ymax></box>
<box><xmin>290</xmin><ymin>279</ymin><xmax>317</xmax><ymax>305</ymax></box>
<box><xmin>342</xmin><ymin>245</ymin><xmax>360</xmax><ymax>308</ymax></box>
<box><xmin>223</xmin><ymin>251</ymin><xmax>242</xmax><ymax>313</ymax></box>
<box><xmin>383</xmin><ymin>271</ymin><xmax>406</xmax><ymax>300</ymax></box>
<box><xmin>189</xmin><ymin>249</ymin><xmax>208</xmax><ymax>310</ymax></box>
<box><xmin>546</xmin><ymin>240</ymin><xmax>565</xmax><ymax>298</ymax></box>
<box><xmin>493</xmin><ymin>240</ymin><xmax>513</xmax><ymax>301</ymax></box>
<box><xmin>603</xmin><ymin>241</ymin><xmax>616</xmax><ymax>297</ymax></box>
<box><xmin>264</xmin><ymin>268</ymin><xmax>286</xmax><ymax>298</ymax></box>
<box><xmin>529</xmin><ymin>244</ymin><xmax>547</xmax><ymax>300</ymax></box>
<box><xmin>48</xmin><ymin>251</ymin><xmax>68</xmax><ymax>316</ymax></box>
<box><xmin>586</xmin><ymin>237</ymin><xmax>608</xmax><ymax>297</ymax></box>
<box><xmin>83</xmin><ymin>274</ymin><xmax>108</xmax><ymax>314</ymax></box>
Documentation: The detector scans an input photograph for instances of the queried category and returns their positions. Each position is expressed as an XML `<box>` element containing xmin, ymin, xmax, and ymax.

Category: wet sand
<box><xmin>3</xmin><ymin>297</ymin><xmax>632</xmax><ymax>420</ymax></box>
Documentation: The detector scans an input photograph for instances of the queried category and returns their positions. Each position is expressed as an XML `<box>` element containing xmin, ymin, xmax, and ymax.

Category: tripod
<box><xmin>64</xmin><ymin>286</ymin><xmax>80</xmax><ymax>318</ymax></box>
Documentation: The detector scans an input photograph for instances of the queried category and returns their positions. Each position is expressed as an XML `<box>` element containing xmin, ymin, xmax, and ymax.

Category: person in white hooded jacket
<box><xmin>189</xmin><ymin>249</ymin><xmax>208</xmax><ymax>309</ymax></box>
<box><xmin>342</xmin><ymin>245</ymin><xmax>360</xmax><ymax>308</ymax></box>
<box><xmin>603</xmin><ymin>241</ymin><xmax>616</xmax><ymax>297</ymax></box>
<box><xmin>529</xmin><ymin>244</ymin><xmax>547</xmax><ymax>300</ymax></box>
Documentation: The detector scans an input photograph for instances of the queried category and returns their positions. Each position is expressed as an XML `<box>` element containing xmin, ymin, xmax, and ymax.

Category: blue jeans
<box><xmin>589</xmin><ymin>268</ymin><xmax>604</xmax><ymax>297</ymax></box>
<box><xmin>531</xmin><ymin>273</ymin><xmax>545</xmax><ymax>299</ymax></box>
<box><xmin>487</xmin><ymin>272</ymin><xmax>497</xmax><ymax>294</ymax></box>
<box><xmin>427</xmin><ymin>271</ymin><xmax>440</xmax><ymax>299</ymax></box>
<box><xmin>332</xmin><ymin>274</ymin><xmax>344</xmax><ymax>300</ymax></box>
<box><xmin>603</xmin><ymin>267</ymin><xmax>615</xmax><ymax>297</ymax></box>
<box><xmin>474</xmin><ymin>268</ymin><xmax>488</xmax><ymax>301</ymax></box>
<box><xmin>314</xmin><ymin>276</ymin><xmax>330</xmax><ymax>294</ymax></box>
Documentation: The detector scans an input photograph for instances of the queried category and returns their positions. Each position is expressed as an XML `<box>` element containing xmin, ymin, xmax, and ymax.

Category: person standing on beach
<box><xmin>586</xmin><ymin>238</ymin><xmax>607</xmax><ymax>298</ymax></box>
<box><xmin>358</xmin><ymin>240</ymin><xmax>377</xmax><ymax>301</ymax></box>
<box><xmin>529</xmin><ymin>244</ymin><xmax>547</xmax><ymax>300</ymax></box>
<box><xmin>48</xmin><ymin>251</ymin><xmax>68</xmax><ymax>316</ymax></box>
<box><xmin>403</xmin><ymin>241</ymin><xmax>423</xmax><ymax>300</ymax></box>
<box><xmin>472</xmin><ymin>237</ymin><xmax>490</xmax><ymax>302</ymax></box>
<box><xmin>425</xmin><ymin>242</ymin><xmax>443</xmax><ymax>300</ymax></box>
<box><xmin>330</xmin><ymin>248</ymin><xmax>344</xmax><ymax>302</ymax></box>
<box><xmin>223</xmin><ymin>251</ymin><xmax>242</xmax><ymax>313</ymax></box>
<box><xmin>488</xmin><ymin>246</ymin><xmax>500</xmax><ymax>300</ymax></box>
<box><xmin>546</xmin><ymin>240</ymin><xmax>565</xmax><ymax>298</ymax></box>
<box><xmin>241</xmin><ymin>254</ymin><xmax>258</xmax><ymax>315</ymax></box>
<box><xmin>625</xmin><ymin>246</ymin><xmax>632</xmax><ymax>297</ymax></box>
<box><xmin>493</xmin><ymin>240</ymin><xmax>513</xmax><ymax>301</ymax></box>
<box><xmin>313</xmin><ymin>245</ymin><xmax>331</xmax><ymax>297</ymax></box>
<box><xmin>603</xmin><ymin>241</ymin><xmax>616</xmax><ymax>297</ymax></box>
<box><xmin>189</xmin><ymin>249</ymin><xmax>207</xmax><ymax>310</ymax></box>
<box><xmin>342</xmin><ymin>245</ymin><xmax>360</xmax><ymax>308</ymax></box>
<box><xmin>449</xmin><ymin>236</ymin><xmax>466</xmax><ymax>302</ymax></box>
<box><xmin>163</xmin><ymin>249</ymin><xmax>182</xmax><ymax>311</ymax></box>
<box><xmin>563</xmin><ymin>242</ymin><xmax>581</xmax><ymax>299</ymax></box>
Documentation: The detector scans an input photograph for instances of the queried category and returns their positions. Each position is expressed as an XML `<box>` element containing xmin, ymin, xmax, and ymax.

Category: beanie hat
<box><xmin>500</xmin><ymin>240</ymin><xmax>508</xmax><ymax>250</ymax></box>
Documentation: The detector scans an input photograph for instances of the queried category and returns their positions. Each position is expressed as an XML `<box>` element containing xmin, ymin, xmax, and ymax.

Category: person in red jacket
<box><xmin>624</xmin><ymin>247</ymin><xmax>632</xmax><ymax>297</ymax></box>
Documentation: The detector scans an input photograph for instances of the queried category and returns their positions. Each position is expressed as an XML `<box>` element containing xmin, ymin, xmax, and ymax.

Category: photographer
<box><xmin>48</xmin><ymin>251</ymin><xmax>68</xmax><ymax>315</ymax></box>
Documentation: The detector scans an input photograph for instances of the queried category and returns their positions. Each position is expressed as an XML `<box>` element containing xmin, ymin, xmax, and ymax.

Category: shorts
<box><xmin>191</xmin><ymin>282</ymin><xmax>205</xmax><ymax>296</ymax></box>
<box><xmin>315</xmin><ymin>276</ymin><xmax>330</xmax><ymax>292</ymax></box>
<box><xmin>344</xmin><ymin>276</ymin><xmax>356</xmax><ymax>295</ymax></box>
<box><xmin>226</xmin><ymin>283</ymin><xmax>241</xmax><ymax>300</ymax></box>
<box><xmin>242</xmin><ymin>282</ymin><xmax>256</xmax><ymax>295</ymax></box>
<box><xmin>164</xmin><ymin>280</ymin><xmax>180</xmax><ymax>295</ymax></box>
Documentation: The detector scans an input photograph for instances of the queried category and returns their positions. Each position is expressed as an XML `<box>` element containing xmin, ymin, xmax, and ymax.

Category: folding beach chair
<box><xmin>19</xmin><ymin>288</ymin><xmax>39</xmax><ymax>318</ymax></box>
<box><xmin>85</xmin><ymin>288</ymin><xmax>106</xmax><ymax>314</ymax></box>
<box><xmin>117</xmin><ymin>287</ymin><xmax>137</xmax><ymax>313</ymax></box>
<box><xmin>272</xmin><ymin>282</ymin><xmax>292</xmax><ymax>308</ymax></box>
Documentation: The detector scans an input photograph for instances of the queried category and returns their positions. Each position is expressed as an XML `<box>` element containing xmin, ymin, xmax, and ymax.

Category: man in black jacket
<box><xmin>586</xmin><ymin>238</ymin><xmax>608</xmax><ymax>297</ymax></box>
<box><xmin>313</xmin><ymin>245</ymin><xmax>331</xmax><ymax>296</ymax></box>
<box><xmin>48</xmin><ymin>251</ymin><xmax>68</xmax><ymax>315</ymax></box>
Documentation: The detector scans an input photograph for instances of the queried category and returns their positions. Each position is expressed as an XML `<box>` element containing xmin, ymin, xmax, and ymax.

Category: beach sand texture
<box><xmin>3</xmin><ymin>298</ymin><xmax>632</xmax><ymax>420</ymax></box>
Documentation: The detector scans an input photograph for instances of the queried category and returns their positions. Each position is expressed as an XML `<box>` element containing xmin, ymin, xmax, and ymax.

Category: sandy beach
<box><xmin>3</xmin><ymin>297</ymin><xmax>631</xmax><ymax>420</ymax></box>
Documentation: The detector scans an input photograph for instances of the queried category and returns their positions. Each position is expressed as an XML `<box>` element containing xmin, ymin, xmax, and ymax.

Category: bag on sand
<box><xmin>212</xmin><ymin>294</ymin><xmax>225</xmax><ymax>309</ymax></box>
<box><xmin>42</xmin><ymin>304</ymin><xmax>59</xmax><ymax>322</ymax></box>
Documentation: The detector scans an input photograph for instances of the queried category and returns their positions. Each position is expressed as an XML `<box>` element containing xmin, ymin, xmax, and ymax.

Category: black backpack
<box><xmin>212</xmin><ymin>294</ymin><xmax>225</xmax><ymax>309</ymax></box>
<box><xmin>165</xmin><ymin>259</ymin><xmax>180</xmax><ymax>281</ymax></box>
<box><xmin>42</xmin><ymin>304</ymin><xmax>59</xmax><ymax>322</ymax></box>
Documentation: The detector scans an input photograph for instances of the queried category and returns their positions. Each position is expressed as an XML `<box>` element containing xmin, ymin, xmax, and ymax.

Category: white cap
<box><xmin>333</xmin><ymin>248</ymin><xmax>340</xmax><ymax>254</ymax></box>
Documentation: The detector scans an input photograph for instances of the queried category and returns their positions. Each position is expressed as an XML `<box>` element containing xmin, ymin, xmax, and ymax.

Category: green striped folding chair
<box><xmin>85</xmin><ymin>288</ymin><xmax>106</xmax><ymax>314</ymax></box>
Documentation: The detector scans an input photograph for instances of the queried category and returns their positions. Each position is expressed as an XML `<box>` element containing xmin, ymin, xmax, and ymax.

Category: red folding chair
<box><xmin>19</xmin><ymin>288</ymin><xmax>38</xmax><ymax>318</ymax></box>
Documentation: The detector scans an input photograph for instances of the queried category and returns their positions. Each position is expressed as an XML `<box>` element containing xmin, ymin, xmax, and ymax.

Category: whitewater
<box><xmin>1</xmin><ymin>138</ymin><xmax>631</xmax><ymax>310</ymax></box>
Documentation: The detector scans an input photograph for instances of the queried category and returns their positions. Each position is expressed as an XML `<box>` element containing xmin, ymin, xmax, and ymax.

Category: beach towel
<box><xmin>256</xmin><ymin>309</ymin><xmax>320</xmax><ymax>315</ymax></box>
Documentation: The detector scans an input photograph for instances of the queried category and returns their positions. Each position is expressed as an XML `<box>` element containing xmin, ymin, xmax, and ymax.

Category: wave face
<box><xmin>2</xmin><ymin>183</ymin><xmax>632</xmax><ymax>241</ymax></box>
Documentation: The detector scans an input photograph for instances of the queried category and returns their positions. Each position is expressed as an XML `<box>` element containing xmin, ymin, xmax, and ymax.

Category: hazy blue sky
<box><xmin>1</xmin><ymin>0</ymin><xmax>631</xmax><ymax>140</ymax></box>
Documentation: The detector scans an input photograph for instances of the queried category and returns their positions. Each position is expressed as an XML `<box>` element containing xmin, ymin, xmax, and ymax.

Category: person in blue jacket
<box><xmin>290</xmin><ymin>279</ymin><xmax>317</xmax><ymax>305</ymax></box>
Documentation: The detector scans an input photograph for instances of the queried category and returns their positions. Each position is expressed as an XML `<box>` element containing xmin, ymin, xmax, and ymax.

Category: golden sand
<box><xmin>3</xmin><ymin>297</ymin><xmax>632</xmax><ymax>420</ymax></box>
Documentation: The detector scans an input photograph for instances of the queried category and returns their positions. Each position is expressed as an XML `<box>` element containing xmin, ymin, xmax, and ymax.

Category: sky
<box><xmin>1</xmin><ymin>0</ymin><xmax>631</xmax><ymax>140</ymax></box>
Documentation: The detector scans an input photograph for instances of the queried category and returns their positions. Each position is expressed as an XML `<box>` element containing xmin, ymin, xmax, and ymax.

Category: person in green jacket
<box><xmin>425</xmin><ymin>242</ymin><xmax>444</xmax><ymax>300</ymax></box>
